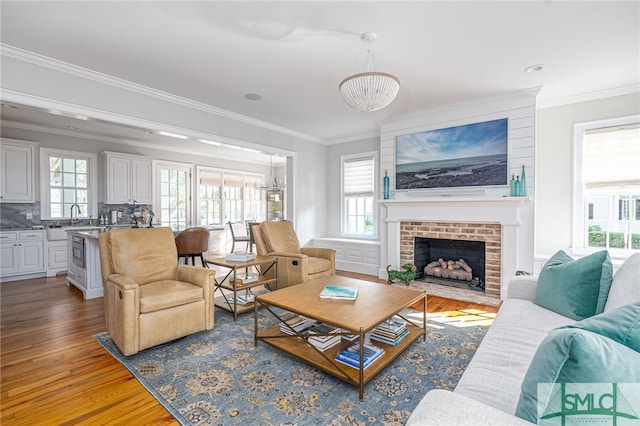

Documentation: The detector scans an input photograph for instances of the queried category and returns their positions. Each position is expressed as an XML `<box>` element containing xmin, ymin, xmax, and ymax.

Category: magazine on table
<box><xmin>319</xmin><ymin>285</ymin><xmax>358</xmax><ymax>300</ymax></box>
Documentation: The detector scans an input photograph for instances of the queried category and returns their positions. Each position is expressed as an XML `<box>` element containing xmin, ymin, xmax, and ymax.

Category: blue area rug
<box><xmin>94</xmin><ymin>308</ymin><xmax>489</xmax><ymax>425</ymax></box>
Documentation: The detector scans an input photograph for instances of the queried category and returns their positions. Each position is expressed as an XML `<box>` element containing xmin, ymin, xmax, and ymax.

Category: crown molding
<box><xmin>537</xmin><ymin>84</ymin><xmax>640</xmax><ymax>109</ymax></box>
<box><xmin>0</xmin><ymin>44</ymin><xmax>326</xmax><ymax>145</ymax></box>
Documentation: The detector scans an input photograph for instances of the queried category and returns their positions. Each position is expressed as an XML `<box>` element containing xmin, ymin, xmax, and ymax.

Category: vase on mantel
<box><xmin>383</xmin><ymin>170</ymin><xmax>390</xmax><ymax>200</ymax></box>
<box><xmin>520</xmin><ymin>165</ymin><xmax>527</xmax><ymax>197</ymax></box>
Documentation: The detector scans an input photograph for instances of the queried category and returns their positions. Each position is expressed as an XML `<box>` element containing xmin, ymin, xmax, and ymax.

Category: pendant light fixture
<box><xmin>339</xmin><ymin>32</ymin><xmax>400</xmax><ymax>112</ymax></box>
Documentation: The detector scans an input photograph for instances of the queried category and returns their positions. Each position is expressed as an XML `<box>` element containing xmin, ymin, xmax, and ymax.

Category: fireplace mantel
<box><xmin>381</xmin><ymin>196</ymin><xmax>530</xmax><ymax>225</ymax></box>
<box><xmin>380</xmin><ymin>196</ymin><xmax>534</xmax><ymax>299</ymax></box>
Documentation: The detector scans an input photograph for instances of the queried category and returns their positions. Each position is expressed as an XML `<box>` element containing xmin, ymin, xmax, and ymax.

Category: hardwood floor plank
<box><xmin>1</xmin><ymin>271</ymin><xmax>497</xmax><ymax>424</ymax></box>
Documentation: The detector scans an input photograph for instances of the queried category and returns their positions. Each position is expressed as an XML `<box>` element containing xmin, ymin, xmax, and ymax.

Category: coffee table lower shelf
<box><xmin>255</xmin><ymin>323</ymin><xmax>424</xmax><ymax>399</ymax></box>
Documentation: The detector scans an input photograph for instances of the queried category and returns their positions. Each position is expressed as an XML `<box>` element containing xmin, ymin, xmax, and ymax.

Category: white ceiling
<box><xmin>1</xmin><ymin>1</ymin><xmax>639</xmax><ymax>149</ymax></box>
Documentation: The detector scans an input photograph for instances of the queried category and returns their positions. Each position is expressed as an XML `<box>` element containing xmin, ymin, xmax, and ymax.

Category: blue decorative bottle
<box><xmin>383</xmin><ymin>169</ymin><xmax>390</xmax><ymax>199</ymax></box>
<box><xmin>520</xmin><ymin>165</ymin><xmax>527</xmax><ymax>197</ymax></box>
<box><xmin>509</xmin><ymin>174</ymin><xmax>516</xmax><ymax>196</ymax></box>
<box><xmin>514</xmin><ymin>175</ymin><xmax>521</xmax><ymax>197</ymax></box>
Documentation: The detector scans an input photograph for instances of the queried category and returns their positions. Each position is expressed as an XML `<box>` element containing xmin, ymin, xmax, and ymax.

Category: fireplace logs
<box><xmin>424</xmin><ymin>258</ymin><xmax>472</xmax><ymax>281</ymax></box>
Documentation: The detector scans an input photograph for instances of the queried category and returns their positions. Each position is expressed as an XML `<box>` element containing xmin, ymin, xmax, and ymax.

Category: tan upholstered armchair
<box><xmin>252</xmin><ymin>221</ymin><xmax>335</xmax><ymax>289</ymax></box>
<box><xmin>99</xmin><ymin>227</ymin><xmax>215</xmax><ymax>356</ymax></box>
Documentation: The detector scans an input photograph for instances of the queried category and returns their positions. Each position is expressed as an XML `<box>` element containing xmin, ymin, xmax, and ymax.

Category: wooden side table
<box><xmin>206</xmin><ymin>255</ymin><xmax>277</xmax><ymax>320</ymax></box>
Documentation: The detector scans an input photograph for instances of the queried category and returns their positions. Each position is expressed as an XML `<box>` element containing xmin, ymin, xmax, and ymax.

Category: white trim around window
<box><xmin>572</xmin><ymin>114</ymin><xmax>640</xmax><ymax>259</ymax></box>
<box><xmin>39</xmin><ymin>147</ymin><xmax>98</xmax><ymax>221</ymax></box>
<box><xmin>340</xmin><ymin>151</ymin><xmax>378</xmax><ymax>239</ymax></box>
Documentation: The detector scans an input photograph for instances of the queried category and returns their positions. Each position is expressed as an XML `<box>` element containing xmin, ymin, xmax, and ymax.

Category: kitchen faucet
<box><xmin>70</xmin><ymin>203</ymin><xmax>81</xmax><ymax>225</ymax></box>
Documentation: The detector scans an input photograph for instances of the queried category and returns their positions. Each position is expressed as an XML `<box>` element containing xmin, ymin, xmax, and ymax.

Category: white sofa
<box><xmin>407</xmin><ymin>252</ymin><xmax>640</xmax><ymax>425</ymax></box>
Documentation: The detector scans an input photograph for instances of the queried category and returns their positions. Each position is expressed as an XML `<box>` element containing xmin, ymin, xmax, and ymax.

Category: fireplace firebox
<box><xmin>414</xmin><ymin>237</ymin><xmax>485</xmax><ymax>290</ymax></box>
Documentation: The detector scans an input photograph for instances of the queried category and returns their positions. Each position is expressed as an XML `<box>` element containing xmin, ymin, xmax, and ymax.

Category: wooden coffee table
<box><xmin>254</xmin><ymin>276</ymin><xmax>426</xmax><ymax>399</ymax></box>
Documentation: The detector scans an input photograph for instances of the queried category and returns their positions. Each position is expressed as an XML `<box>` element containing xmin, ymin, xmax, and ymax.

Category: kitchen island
<box><xmin>67</xmin><ymin>229</ymin><xmax>104</xmax><ymax>299</ymax></box>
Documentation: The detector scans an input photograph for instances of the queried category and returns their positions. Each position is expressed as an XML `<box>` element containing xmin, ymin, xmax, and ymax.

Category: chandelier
<box><xmin>339</xmin><ymin>32</ymin><xmax>400</xmax><ymax>112</ymax></box>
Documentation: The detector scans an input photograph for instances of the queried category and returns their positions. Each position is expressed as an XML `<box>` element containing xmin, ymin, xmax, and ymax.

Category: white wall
<box><xmin>535</xmin><ymin>92</ymin><xmax>640</xmax><ymax>256</ymax></box>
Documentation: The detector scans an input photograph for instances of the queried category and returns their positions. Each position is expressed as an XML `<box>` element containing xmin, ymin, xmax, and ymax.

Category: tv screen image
<box><xmin>395</xmin><ymin>118</ymin><xmax>508</xmax><ymax>190</ymax></box>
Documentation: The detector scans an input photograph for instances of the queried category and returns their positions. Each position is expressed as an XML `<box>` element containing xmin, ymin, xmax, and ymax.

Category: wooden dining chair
<box><xmin>228</xmin><ymin>221</ymin><xmax>250</xmax><ymax>253</ymax></box>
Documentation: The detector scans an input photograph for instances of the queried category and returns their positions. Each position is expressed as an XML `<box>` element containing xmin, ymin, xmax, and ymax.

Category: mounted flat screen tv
<box><xmin>395</xmin><ymin>118</ymin><xmax>508</xmax><ymax>191</ymax></box>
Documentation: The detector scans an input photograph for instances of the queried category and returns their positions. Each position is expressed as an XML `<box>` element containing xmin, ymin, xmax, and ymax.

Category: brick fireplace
<box><xmin>400</xmin><ymin>221</ymin><xmax>502</xmax><ymax>297</ymax></box>
<box><xmin>380</xmin><ymin>196</ymin><xmax>533</xmax><ymax>300</ymax></box>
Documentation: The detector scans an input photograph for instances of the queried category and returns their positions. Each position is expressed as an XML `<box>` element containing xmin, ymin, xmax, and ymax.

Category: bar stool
<box><xmin>175</xmin><ymin>227</ymin><xmax>210</xmax><ymax>267</ymax></box>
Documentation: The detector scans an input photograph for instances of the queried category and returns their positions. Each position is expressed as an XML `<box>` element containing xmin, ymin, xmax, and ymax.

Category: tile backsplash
<box><xmin>0</xmin><ymin>202</ymin><xmax>149</xmax><ymax>229</ymax></box>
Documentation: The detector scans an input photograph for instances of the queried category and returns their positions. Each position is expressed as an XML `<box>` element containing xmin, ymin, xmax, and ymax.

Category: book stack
<box><xmin>225</xmin><ymin>252</ymin><xmax>256</xmax><ymax>262</ymax></box>
<box><xmin>307</xmin><ymin>323</ymin><xmax>341</xmax><ymax>351</ymax></box>
<box><xmin>318</xmin><ymin>285</ymin><xmax>358</xmax><ymax>300</ymax></box>
<box><xmin>335</xmin><ymin>342</ymin><xmax>384</xmax><ymax>370</ymax></box>
<box><xmin>228</xmin><ymin>292</ymin><xmax>254</xmax><ymax>305</ymax></box>
<box><xmin>233</xmin><ymin>274</ymin><xmax>259</xmax><ymax>288</ymax></box>
<box><xmin>279</xmin><ymin>313</ymin><xmax>316</xmax><ymax>335</ymax></box>
<box><xmin>370</xmin><ymin>317</ymin><xmax>410</xmax><ymax>346</ymax></box>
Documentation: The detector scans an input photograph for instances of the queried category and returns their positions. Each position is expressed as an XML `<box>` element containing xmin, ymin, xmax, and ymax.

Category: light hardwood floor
<box><xmin>1</xmin><ymin>272</ymin><xmax>498</xmax><ymax>425</ymax></box>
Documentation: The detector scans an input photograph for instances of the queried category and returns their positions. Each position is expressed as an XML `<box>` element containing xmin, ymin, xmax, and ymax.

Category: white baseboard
<box><xmin>336</xmin><ymin>260</ymin><xmax>379</xmax><ymax>276</ymax></box>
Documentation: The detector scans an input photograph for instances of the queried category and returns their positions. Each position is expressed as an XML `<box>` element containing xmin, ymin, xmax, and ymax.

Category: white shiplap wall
<box><xmin>378</xmin><ymin>88</ymin><xmax>539</xmax><ymax>279</ymax></box>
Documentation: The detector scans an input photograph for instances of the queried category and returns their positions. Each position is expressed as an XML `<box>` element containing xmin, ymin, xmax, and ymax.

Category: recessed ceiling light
<box><xmin>524</xmin><ymin>64</ymin><xmax>544</xmax><ymax>73</ymax></box>
<box><xmin>67</xmin><ymin>126</ymin><xmax>79</xmax><ymax>130</ymax></box>
<box><xmin>198</xmin><ymin>138</ymin><xmax>222</xmax><ymax>146</ymax></box>
<box><xmin>244</xmin><ymin>93</ymin><xmax>262</xmax><ymax>101</ymax></box>
<box><xmin>1</xmin><ymin>103</ymin><xmax>17</xmax><ymax>109</ymax></box>
<box><xmin>242</xmin><ymin>147</ymin><xmax>261</xmax><ymax>153</ymax></box>
<box><xmin>158</xmin><ymin>130</ymin><xmax>188</xmax><ymax>140</ymax></box>
<box><xmin>145</xmin><ymin>130</ymin><xmax>154</xmax><ymax>135</ymax></box>
<box><xmin>222</xmin><ymin>143</ymin><xmax>242</xmax><ymax>150</ymax></box>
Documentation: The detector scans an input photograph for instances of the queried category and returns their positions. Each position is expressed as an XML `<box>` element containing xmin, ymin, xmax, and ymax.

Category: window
<box><xmin>342</xmin><ymin>153</ymin><xmax>376</xmax><ymax>236</ymax></box>
<box><xmin>573</xmin><ymin>116</ymin><xmax>640</xmax><ymax>253</ymax></box>
<box><xmin>196</xmin><ymin>167</ymin><xmax>265</xmax><ymax>226</ymax></box>
<box><xmin>224</xmin><ymin>172</ymin><xmax>244</xmax><ymax>224</ymax></box>
<box><xmin>198</xmin><ymin>168</ymin><xmax>222</xmax><ymax>226</ymax></box>
<box><xmin>244</xmin><ymin>174</ymin><xmax>263</xmax><ymax>222</ymax></box>
<box><xmin>40</xmin><ymin>148</ymin><xmax>97</xmax><ymax>220</ymax></box>
<box><xmin>156</xmin><ymin>161</ymin><xmax>192</xmax><ymax>232</ymax></box>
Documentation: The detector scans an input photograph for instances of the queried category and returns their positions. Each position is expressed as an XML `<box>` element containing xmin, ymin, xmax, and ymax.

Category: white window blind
<box><xmin>224</xmin><ymin>173</ymin><xmax>244</xmax><ymax>188</ymax></box>
<box><xmin>344</xmin><ymin>157</ymin><xmax>374</xmax><ymax>197</ymax></box>
<box><xmin>199</xmin><ymin>170</ymin><xmax>222</xmax><ymax>187</ymax></box>
<box><xmin>583</xmin><ymin>125</ymin><xmax>640</xmax><ymax>189</ymax></box>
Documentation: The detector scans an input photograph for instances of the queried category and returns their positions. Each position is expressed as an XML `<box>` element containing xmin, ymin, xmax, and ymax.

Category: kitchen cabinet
<box><xmin>0</xmin><ymin>139</ymin><xmax>37</xmax><ymax>203</ymax></box>
<box><xmin>104</xmin><ymin>151</ymin><xmax>153</xmax><ymax>204</ymax></box>
<box><xmin>0</xmin><ymin>230</ymin><xmax>45</xmax><ymax>281</ymax></box>
<box><xmin>47</xmin><ymin>240</ymin><xmax>68</xmax><ymax>277</ymax></box>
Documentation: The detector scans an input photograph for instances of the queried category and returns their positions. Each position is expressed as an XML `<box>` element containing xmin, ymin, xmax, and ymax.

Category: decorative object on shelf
<box><xmin>339</xmin><ymin>32</ymin><xmax>400</xmax><ymax>112</ymax></box>
<box><xmin>514</xmin><ymin>175</ymin><xmax>521</xmax><ymax>197</ymax></box>
<box><xmin>386</xmin><ymin>263</ymin><xmax>417</xmax><ymax>286</ymax></box>
<box><xmin>509</xmin><ymin>173</ymin><xmax>516</xmax><ymax>196</ymax></box>
<box><xmin>520</xmin><ymin>165</ymin><xmax>527</xmax><ymax>197</ymax></box>
<box><xmin>383</xmin><ymin>169</ymin><xmax>390</xmax><ymax>199</ymax></box>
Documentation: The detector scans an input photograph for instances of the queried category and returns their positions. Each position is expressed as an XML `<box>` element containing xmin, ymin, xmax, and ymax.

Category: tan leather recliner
<box><xmin>252</xmin><ymin>221</ymin><xmax>335</xmax><ymax>289</ymax></box>
<box><xmin>99</xmin><ymin>227</ymin><xmax>215</xmax><ymax>356</ymax></box>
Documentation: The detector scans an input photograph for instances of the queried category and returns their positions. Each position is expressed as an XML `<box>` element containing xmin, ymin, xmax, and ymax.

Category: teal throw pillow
<box><xmin>533</xmin><ymin>250</ymin><xmax>613</xmax><ymax>320</ymax></box>
<box><xmin>515</xmin><ymin>328</ymin><xmax>640</xmax><ymax>423</ymax></box>
<box><xmin>565</xmin><ymin>301</ymin><xmax>640</xmax><ymax>352</ymax></box>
